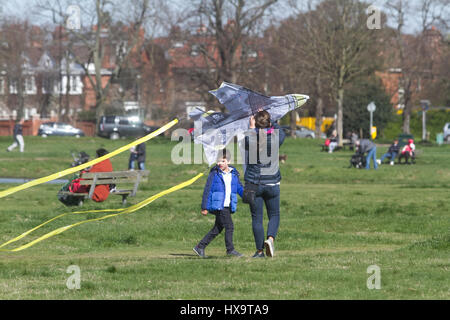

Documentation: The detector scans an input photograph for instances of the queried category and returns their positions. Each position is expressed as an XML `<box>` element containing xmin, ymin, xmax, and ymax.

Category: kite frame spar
<box><xmin>190</xmin><ymin>82</ymin><xmax>309</xmax><ymax>166</ymax></box>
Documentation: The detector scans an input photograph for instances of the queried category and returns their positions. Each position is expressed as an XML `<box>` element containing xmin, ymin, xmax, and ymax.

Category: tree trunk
<box><xmin>337</xmin><ymin>87</ymin><xmax>344</xmax><ymax>146</ymax></box>
<box><xmin>290</xmin><ymin>110</ymin><xmax>297</xmax><ymax>138</ymax></box>
<box><xmin>314</xmin><ymin>74</ymin><xmax>323</xmax><ymax>139</ymax></box>
<box><xmin>401</xmin><ymin>80</ymin><xmax>412</xmax><ymax>134</ymax></box>
<box><xmin>402</xmin><ymin>102</ymin><xmax>411</xmax><ymax>134</ymax></box>
<box><xmin>17</xmin><ymin>79</ymin><xmax>25</xmax><ymax>121</ymax></box>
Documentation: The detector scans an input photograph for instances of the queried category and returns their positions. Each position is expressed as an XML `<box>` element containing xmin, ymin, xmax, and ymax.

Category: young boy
<box><xmin>193</xmin><ymin>149</ymin><xmax>244</xmax><ymax>258</ymax></box>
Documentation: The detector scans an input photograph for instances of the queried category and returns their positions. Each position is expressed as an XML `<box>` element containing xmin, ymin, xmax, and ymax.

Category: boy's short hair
<box><xmin>255</xmin><ymin>110</ymin><xmax>271</xmax><ymax>129</ymax></box>
<box><xmin>217</xmin><ymin>148</ymin><xmax>231</xmax><ymax>162</ymax></box>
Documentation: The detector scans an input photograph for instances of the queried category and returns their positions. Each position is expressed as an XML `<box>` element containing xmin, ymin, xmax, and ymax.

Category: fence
<box><xmin>0</xmin><ymin>119</ymin><xmax>97</xmax><ymax>137</ymax></box>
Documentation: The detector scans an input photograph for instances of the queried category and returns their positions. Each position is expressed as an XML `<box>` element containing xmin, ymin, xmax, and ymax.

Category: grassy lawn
<box><xmin>0</xmin><ymin>135</ymin><xmax>449</xmax><ymax>299</ymax></box>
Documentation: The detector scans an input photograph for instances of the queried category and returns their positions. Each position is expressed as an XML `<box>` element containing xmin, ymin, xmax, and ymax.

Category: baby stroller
<box><xmin>349</xmin><ymin>152</ymin><xmax>366</xmax><ymax>169</ymax></box>
<box><xmin>71</xmin><ymin>151</ymin><xmax>90</xmax><ymax>167</ymax></box>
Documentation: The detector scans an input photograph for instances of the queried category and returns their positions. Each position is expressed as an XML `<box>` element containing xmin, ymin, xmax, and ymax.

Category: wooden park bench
<box><xmin>59</xmin><ymin>170</ymin><xmax>149</xmax><ymax>206</ymax></box>
<box><xmin>321</xmin><ymin>139</ymin><xmax>354</xmax><ymax>152</ymax></box>
<box><xmin>397</xmin><ymin>149</ymin><xmax>422</xmax><ymax>165</ymax></box>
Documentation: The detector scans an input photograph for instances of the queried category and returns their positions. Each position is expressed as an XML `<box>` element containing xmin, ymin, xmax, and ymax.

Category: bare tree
<box><xmin>184</xmin><ymin>0</ymin><xmax>277</xmax><ymax>108</ymax></box>
<box><xmin>385</xmin><ymin>0</ymin><xmax>450</xmax><ymax>134</ymax></box>
<box><xmin>0</xmin><ymin>20</ymin><xmax>33</xmax><ymax>121</ymax></box>
<box><xmin>35</xmin><ymin>0</ymin><xmax>154</xmax><ymax>121</ymax></box>
<box><xmin>270</xmin><ymin>0</ymin><xmax>331</xmax><ymax>138</ymax></box>
<box><xmin>315</xmin><ymin>0</ymin><xmax>383</xmax><ymax>145</ymax></box>
<box><xmin>274</xmin><ymin>0</ymin><xmax>381</xmax><ymax>144</ymax></box>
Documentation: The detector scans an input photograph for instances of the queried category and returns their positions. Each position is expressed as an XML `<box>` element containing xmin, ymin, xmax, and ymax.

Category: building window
<box><xmin>61</xmin><ymin>75</ymin><xmax>83</xmax><ymax>95</ymax></box>
<box><xmin>191</xmin><ymin>44</ymin><xmax>200</xmax><ymax>56</ymax></box>
<box><xmin>116</xmin><ymin>41</ymin><xmax>128</xmax><ymax>59</ymax></box>
<box><xmin>0</xmin><ymin>77</ymin><xmax>5</xmax><ymax>95</ymax></box>
<box><xmin>69</xmin><ymin>76</ymin><xmax>82</xmax><ymax>94</ymax></box>
<box><xmin>172</xmin><ymin>41</ymin><xmax>184</xmax><ymax>48</ymax></box>
<box><xmin>25</xmin><ymin>76</ymin><xmax>37</xmax><ymax>95</ymax></box>
<box><xmin>42</xmin><ymin>78</ymin><xmax>54</xmax><ymax>94</ymax></box>
<box><xmin>9</xmin><ymin>80</ymin><xmax>18</xmax><ymax>94</ymax></box>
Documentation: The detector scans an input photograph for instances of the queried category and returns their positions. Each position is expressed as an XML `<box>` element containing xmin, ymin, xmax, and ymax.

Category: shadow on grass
<box><xmin>168</xmin><ymin>253</ymin><xmax>243</xmax><ymax>260</ymax></box>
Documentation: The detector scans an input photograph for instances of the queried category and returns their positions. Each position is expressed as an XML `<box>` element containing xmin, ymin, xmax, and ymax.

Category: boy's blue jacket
<box><xmin>201</xmin><ymin>165</ymin><xmax>244</xmax><ymax>213</ymax></box>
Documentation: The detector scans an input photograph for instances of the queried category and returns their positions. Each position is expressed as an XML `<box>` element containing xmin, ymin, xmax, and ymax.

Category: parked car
<box><xmin>444</xmin><ymin>122</ymin><xmax>450</xmax><ymax>142</ymax></box>
<box><xmin>281</xmin><ymin>125</ymin><xmax>327</xmax><ymax>139</ymax></box>
<box><xmin>38</xmin><ymin>122</ymin><xmax>85</xmax><ymax>138</ymax></box>
<box><xmin>97</xmin><ymin>115</ymin><xmax>158</xmax><ymax>140</ymax></box>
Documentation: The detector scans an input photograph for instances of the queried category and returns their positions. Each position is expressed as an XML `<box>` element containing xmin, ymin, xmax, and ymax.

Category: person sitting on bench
<box><xmin>328</xmin><ymin>130</ymin><xmax>338</xmax><ymax>153</ymax></box>
<box><xmin>398</xmin><ymin>139</ymin><xmax>416</xmax><ymax>164</ymax></box>
<box><xmin>377</xmin><ymin>139</ymin><xmax>400</xmax><ymax>166</ymax></box>
<box><xmin>71</xmin><ymin>148</ymin><xmax>113</xmax><ymax>202</ymax></box>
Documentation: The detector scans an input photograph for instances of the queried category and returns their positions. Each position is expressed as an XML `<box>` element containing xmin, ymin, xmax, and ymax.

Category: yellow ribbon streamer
<box><xmin>0</xmin><ymin>172</ymin><xmax>204</xmax><ymax>252</ymax></box>
<box><xmin>0</xmin><ymin>208</ymin><xmax>124</xmax><ymax>250</ymax></box>
<box><xmin>0</xmin><ymin>118</ymin><xmax>179</xmax><ymax>199</ymax></box>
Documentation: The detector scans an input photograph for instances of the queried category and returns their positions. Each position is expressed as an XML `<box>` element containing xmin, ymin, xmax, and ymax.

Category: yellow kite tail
<box><xmin>0</xmin><ymin>208</ymin><xmax>125</xmax><ymax>250</ymax></box>
<box><xmin>0</xmin><ymin>172</ymin><xmax>204</xmax><ymax>252</ymax></box>
<box><xmin>0</xmin><ymin>118</ymin><xmax>179</xmax><ymax>199</ymax></box>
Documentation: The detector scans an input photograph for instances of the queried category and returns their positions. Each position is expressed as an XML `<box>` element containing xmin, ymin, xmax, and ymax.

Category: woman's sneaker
<box><xmin>252</xmin><ymin>251</ymin><xmax>265</xmax><ymax>258</ymax></box>
<box><xmin>193</xmin><ymin>246</ymin><xmax>205</xmax><ymax>258</ymax></box>
<box><xmin>264</xmin><ymin>238</ymin><xmax>274</xmax><ymax>257</ymax></box>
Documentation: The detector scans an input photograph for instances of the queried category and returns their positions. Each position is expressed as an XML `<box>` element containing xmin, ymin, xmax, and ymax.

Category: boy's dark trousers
<box><xmin>198</xmin><ymin>208</ymin><xmax>235</xmax><ymax>253</ymax></box>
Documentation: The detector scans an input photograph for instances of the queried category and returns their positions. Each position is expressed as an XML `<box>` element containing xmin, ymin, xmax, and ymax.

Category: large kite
<box><xmin>190</xmin><ymin>82</ymin><xmax>309</xmax><ymax>165</ymax></box>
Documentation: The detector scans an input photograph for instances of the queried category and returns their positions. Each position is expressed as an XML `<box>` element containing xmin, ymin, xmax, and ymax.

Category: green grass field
<box><xmin>0</xmin><ymin>135</ymin><xmax>449</xmax><ymax>299</ymax></box>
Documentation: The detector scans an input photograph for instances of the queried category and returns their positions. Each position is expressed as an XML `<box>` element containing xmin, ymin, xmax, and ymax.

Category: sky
<box><xmin>0</xmin><ymin>0</ymin><xmax>442</xmax><ymax>35</ymax></box>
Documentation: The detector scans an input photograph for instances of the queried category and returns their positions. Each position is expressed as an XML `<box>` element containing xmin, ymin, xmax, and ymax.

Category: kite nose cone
<box><xmin>292</xmin><ymin>94</ymin><xmax>310</xmax><ymax>108</ymax></box>
<box><xmin>293</xmin><ymin>94</ymin><xmax>309</xmax><ymax>101</ymax></box>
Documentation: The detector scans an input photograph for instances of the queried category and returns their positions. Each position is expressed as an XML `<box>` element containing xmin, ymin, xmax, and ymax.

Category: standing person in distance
<box><xmin>129</xmin><ymin>137</ymin><xmax>146</xmax><ymax>171</ymax></box>
<box><xmin>356</xmin><ymin>139</ymin><xmax>378</xmax><ymax>170</ymax></box>
<box><xmin>7</xmin><ymin>118</ymin><xmax>25</xmax><ymax>153</ymax></box>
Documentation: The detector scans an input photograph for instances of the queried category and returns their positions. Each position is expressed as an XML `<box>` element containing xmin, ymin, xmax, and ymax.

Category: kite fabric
<box><xmin>190</xmin><ymin>82</ymin><xmax>309</xmax><ymax>165</ymax></box>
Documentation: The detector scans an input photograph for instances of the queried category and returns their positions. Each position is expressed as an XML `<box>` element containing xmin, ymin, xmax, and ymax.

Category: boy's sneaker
<box><xmin>227</xmin><ymin>250</ymin><xmax>243</xmax><ymax>257</ymax></box>
<box><xmin>264</xmin><ymin>238</ymin><xmax>275</xmax><ymax>257</ymax></box>
<box><xmin>252</xmin><ymin>251</ymin><xmax>265</xmax><ymax>258</ymax></box>
<box><xmin>193</xmin><ymin>246</ymin><xmax>205</xmax><ymax>258</ymax></box>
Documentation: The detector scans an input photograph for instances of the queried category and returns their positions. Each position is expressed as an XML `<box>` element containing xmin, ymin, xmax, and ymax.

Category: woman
<box><xmin>244</xmin><ymin>110</ymin><xmax>285</xmax><ymax>258</ymax></box>
<box><xmin>328</xmin><ymin>130</ymin><xmax>338</xmax><ymax>153</ymax></box>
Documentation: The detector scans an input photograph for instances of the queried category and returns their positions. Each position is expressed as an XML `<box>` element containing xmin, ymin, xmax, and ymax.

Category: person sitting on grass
<box><xmin>193</xmin><ymin>149</ymin><xmax>244</xmax><ymax>258</ymax></box>
<box><xmin>377</xmin><ymin>139</ymin><xmax>400</xmax><ymax>166</ymax></box>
